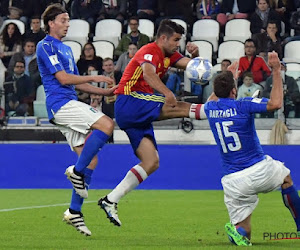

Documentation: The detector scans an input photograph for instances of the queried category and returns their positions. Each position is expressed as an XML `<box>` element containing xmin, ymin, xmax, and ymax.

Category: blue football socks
<box><xmin>70</xmin><ymin>168</ymin><xmax>94</xmax><ymax>212</ymax></box>
<box><xmin>282</xmin><ymin>185</ymin><xmax>300</xmax><ymax>231</ymax></box>
<box><xmin>74</xmin><ymin>130</ymin><xmax>109</xmax><ymax>174</ymax></box>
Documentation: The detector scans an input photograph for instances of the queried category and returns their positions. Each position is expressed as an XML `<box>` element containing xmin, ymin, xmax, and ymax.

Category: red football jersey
<box><xmin>115</xmin><ymin>42</ymin><xmax>183</xmax><ymax>95</ymax></box>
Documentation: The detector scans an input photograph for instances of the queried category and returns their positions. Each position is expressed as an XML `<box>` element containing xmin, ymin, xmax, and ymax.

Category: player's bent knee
<box><xmin>92</xmin><ymin>116</ymin><xmax>114</xmax><ymax>135</ymax></box>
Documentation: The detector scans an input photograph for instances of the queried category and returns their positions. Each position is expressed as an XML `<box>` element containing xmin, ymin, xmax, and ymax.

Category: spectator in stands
<box><xmin>217</xmin><ymin>0</ymin><xmax>256</xmax><ymax>28</ymax></box>
<box><xmin>0</xmin><ymin>23</ymin><xmax>22</xmax><ymax>68</ymax></box>
<box><xmin>4</xmin><ymin>60</ymin><xmax>34</xmax><ymax>116</ymax></box>
<box><xmin>7</xmin><ymin>39</ymin><xmax>41</xmax><ymax>89</ymax></box>
<box><xmin>0</xmin><ymin>1</ymin><xmax>30</xmax><ymax>25</ymax></box>
<box><xmin>77</xmin><ymin>65</ymin><xmax>98</xmax><ymax>105</ymax></box>
<box><xmin>202</xmin><ymin>59</ymin><xmax>231</xmax><ymax>103</ymax></box>
<box><xmin>70</xmin><ymin>0</ymin><xmax>102</xmax><ymax>31</ymax></box>
<box><xmin>269</xmin><ymin>0</ymin><xmax>296</xmax><ymax>35</ymax></box>
<box><xmin>196</xmin><ymin>0</ymin><xmax>221</xmax><ymax>20</ymax></box>
<box><xmin>137</xmin><ymin>0</ymin><xmax>158</xmax><ymax>22</ymax></box>
<box><xmin>263</xmin><ymin>61</ymin><xmax>300</xmax><ymax>118</ymax></box>
<box><xmin>76</xmin><ymin>42</ymin><xmax>103</xmax><ymax>75</ymax></box>
<box><xmin>114</xmin><ymin>16</ymin><xmax>149</xmax><ymax>57</ymax></box>
<box><xmin>23</xmin><ymin>17</ymin><xmax>46</xmax><ymax>45</ymax></box>
<box><xmin>97</xmin><ymin>0</ymin><xmax>127</xmax><ymax>24</ymax></box>
<box><xmin>283</xmin><ymin>7</ymin><xmax>300</xmax><ymax>43</ymax></box>
<box><xmin>252</xmin><ymin>20</ymin><xmax>283</xmax><ymax>61</ymax></box>
<box><xmin>249</xmin><ymin>0</ymin><xmax>282</xmax><ymax>36</ymax></box>
<box><xmin>157</xmin><ymin>0</ymin><xmax>194</xmax><ymax>28</ymax></box>
<box><xmin>237</xmin><ymin>71</ymin><xmax>261</xmax><ymax>99</ymax></box>
<box><xmin>97</xmin><ymin>57</ymin><xmax>122</xmax><ymax>143</ymax></box>
<box><xmin>238</xmin><ymin>39</ymin><xmax>271</xmax><ymax>87</ymax></box>
<box><xmin>115</xmin><ymin>42</ymin><xmax>138</xmax><ymax>73</ymax></box>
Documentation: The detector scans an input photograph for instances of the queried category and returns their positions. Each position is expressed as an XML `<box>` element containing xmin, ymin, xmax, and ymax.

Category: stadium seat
<box><xmin>170</xmin><ymin>19</ymin><xmax>187</xmax><ymax>53</ymax></box>
<box><xmin>286</xmin><ymin>63</ymin><xmax>300</xmax><ymax>80</ymax></box>
<box><xmin>63</xmin><ymin>40</ymin><xmax>82</xmax><ymax>62</ymax></box>
<box><xmin>93</xmin><ymin>19</ymin><xmax>122</xmax><ymax>48</ymax></box>
<box><xmin>92</xmin><ymin>40</ymin><xmax>114</xmax><ymax>59</ymax></box>
<box><xmin>33</xmin><ymin>85</ymin><xmax>48</xmax><ymax>118</ymax></box>
<box><xmin>191</xmin><ymin>19</ymin><xmax>219</xmax><ymax>52</ymax></box>
<box><xmin>62</xmin><ymin>19</ymin><xmax>89</xmax><ymax>47</ymax></box>
<box><xmin>185</xmin><ymin>40</ymin><xmax>213</xmax><ymax>63</ymax></box>
<box><xmin>217</xmin><ymin>40</ymin><xmax>244</xmax><ymax>63</ymax></box>
<box><xmin>127</xmin><ymin>19</ymin><xmax>154</xmax><ymax>41</ymax></box>
<box><xmin>223</xmin><ymin>19</ymin><xmax>251</xmax><ymax>43</ymax></box>
<box><xmin>283</xmin><ymin>41</ymin><xmax>300</xmax><ymax>63</ymax></box>
<box><xmin>0</xmin><ymin>19</ymin><xmax>25</xmax><ymax>34</ymax></box>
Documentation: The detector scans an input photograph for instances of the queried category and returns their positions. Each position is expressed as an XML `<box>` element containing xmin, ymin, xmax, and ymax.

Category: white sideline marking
<box><xmin>0</xmin><ymin>200</ymin><xmax>97</xmax><ymax>212</ymax></box>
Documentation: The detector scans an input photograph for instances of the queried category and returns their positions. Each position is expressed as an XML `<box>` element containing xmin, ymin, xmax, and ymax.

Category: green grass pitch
<box><xmin>0</xmin><ymin>189</ymin><xmax>299</xmax><ymax>249</ymax></box>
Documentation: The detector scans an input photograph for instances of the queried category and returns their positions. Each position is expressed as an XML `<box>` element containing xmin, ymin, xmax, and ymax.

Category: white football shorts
<box><xmin>53</xmin><ymin>100</ymin><xmax>105</xmax><ymax>149</ymax></box>
<box><xmin>221</xmin><ymin>155</ymin><xmax>290</xmax><ymax>225</ymax></box>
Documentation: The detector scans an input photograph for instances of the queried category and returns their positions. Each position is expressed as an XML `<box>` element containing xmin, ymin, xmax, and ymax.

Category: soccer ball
<box><xmin>185</xmin><ymin>57</ymin><xmax>213</xmax><ymax>85</ymax></box>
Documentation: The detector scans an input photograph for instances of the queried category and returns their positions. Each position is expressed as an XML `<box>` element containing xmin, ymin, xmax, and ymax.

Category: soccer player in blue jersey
<box><xmin>205</xmin><ymin>51</ymin><xmax>300</xmax><ymax>246</ymax></box>
<box><xmin>36</xmin><ymin>4</ymin><xmax>117</xmax><ymax>236</ymax></box>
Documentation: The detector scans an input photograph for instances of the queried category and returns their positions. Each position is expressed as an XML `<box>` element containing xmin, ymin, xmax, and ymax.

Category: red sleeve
<box><xmin>135</xmin><ymin>47</ymin><xmax>160</xmax><ymax>68</ymax></box>
<box><xmin>170</xmin><ymin>51</ymin><xmax>184</xmax><ymax>66</ymax></box>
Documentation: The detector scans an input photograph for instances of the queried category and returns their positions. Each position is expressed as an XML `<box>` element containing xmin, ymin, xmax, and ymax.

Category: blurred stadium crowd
<box><xmin>1</xmin><ymin>0</ymin><xmax>300</xmax><ymax>123</ymax></box>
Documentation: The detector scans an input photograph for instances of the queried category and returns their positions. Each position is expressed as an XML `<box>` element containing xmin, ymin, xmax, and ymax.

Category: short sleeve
<box><xmin>170</xmin><ymin>51</ymin><xmax>184</xmax><ymax>66</ymax></box>
<box><xmin>37</xmin><ymin>42</ymin><xmax>64</xmax><ymax>75</ymax></box>
<box><xmin>135</xmin><ymin>49</ymin><xmax>160</xmax><ymax>68</ymax></box>
<box><xmin>240</xmin><ymin>97</ymin><xmax>269</xmax><ymax>114</ymax></box>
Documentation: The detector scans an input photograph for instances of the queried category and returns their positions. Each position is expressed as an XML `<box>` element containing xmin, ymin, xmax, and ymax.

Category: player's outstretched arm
<box><xmin>266</xmin><ymin>51</ymin><xmax>283</xmax><ymax>111</ymax></box>
<box><xmin>76</xmin><ymin>83</ymin><xmax>118</xmax><ymax>96</ymax></box>
<box><xmin>55</xmin><ymin>70</ymin><xmax>114</xmax><ymax>86</ymax></box>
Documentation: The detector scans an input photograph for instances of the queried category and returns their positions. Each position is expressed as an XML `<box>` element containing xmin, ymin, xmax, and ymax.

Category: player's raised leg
<box><xmin>99</xmin><ymin>136</ymin><xmax>156</xmax><ymax>226</ymax></box>
<box><xmin>281</xmin><ymin>175</ymin><xmax>300</xmax><ymax>236</ymax></box>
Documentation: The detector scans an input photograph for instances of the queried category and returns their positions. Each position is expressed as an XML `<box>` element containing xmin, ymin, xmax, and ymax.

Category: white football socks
<box><xmin>107</xmin><ymin>165</ymin><xmax>148</xmax><ymax>203</ymax></box>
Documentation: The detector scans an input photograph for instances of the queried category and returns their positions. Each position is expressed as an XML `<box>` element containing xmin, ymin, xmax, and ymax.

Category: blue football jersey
<box><xmin>36</xmin><ymin>35</ymin><xmax>79</xmax><ymax>120</ymax></box>
<box><xmin>205</xmin><ymin>97</ymin><xmax>269</xmax><ymax>176</ymax></box>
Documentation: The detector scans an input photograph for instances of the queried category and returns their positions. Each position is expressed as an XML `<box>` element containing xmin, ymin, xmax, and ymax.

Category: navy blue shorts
<box><xmin>115</xmin><ymin>92</ymin><xmax>165</xmax><ymax>153</ymax></box>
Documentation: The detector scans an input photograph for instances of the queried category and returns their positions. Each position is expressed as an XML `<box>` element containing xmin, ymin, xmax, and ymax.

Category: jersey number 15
<box><xmin>215</xmin><ymin>121</ymin><xmax>241</xmax><ymax>153</ymax></box>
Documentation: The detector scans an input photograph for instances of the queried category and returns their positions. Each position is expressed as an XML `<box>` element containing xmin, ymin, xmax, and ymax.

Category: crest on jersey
<box><xmin>164</xmin><ymin>58</ymin><xmax>170</xmax><ymax>68</ymax></box>
<box><xmin>49</xmin><ymin>54</ymin><xmax>59</xmax><ymax>65</ymax></box>
<box><xmin>252</xmin><ymin>98</ymin><xmax>262</xmax><ymax>103</ymax></box>
<box><xmin>144</xmin><ymin>54</ymin><xmax>153</xmax><ymax>61</ymax></box>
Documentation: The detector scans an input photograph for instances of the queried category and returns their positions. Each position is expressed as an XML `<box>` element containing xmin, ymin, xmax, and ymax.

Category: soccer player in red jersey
<box><xmin>98</xmin><ymin>19</ymin><xmax>205</xmax><ymax>226</ymax></box>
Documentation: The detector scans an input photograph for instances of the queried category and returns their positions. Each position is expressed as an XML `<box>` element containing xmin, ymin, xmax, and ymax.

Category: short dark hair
<box><xmin>42</xmin><ymin>3</ymin><xmax>67</xmax><ymax>33</ymax></box>
<box><xmin>23</xmin><ymin>38</ymin><xmax>36</xmax><ymax>47</ymax></box>
<box><xmin>244</xmin><ymin>38</ymin><xmax>256</xmax><ymax>47</ymax></box>
<box><xmin>156</xmin><ymin>19</ymin><xmax>185</xmax><ymax>39</ymax></box>
<box><xmin>267</xmin><ymin>20</ymin><xmax>278</xmax><ymax>28</ymax></box>
<box><xmin>242</xmin><ymin>71</ymin><xmax>253</xmax><ymax>80</ymax></box>
<box><xmin>221</xmin><ymin>59</ymin><xmax>232</xmax><ymax>65</ymax></box>
<box><xmin>129</xmin><ymin>16</ymin><xmax>139</xmax><ymax>24</ymax></box>
<box><xmin>214</xmin><ymin>71</ymin><xmax>236</xmax><ymax>98</ymax></box>
<box><xmin>14</xmin><ymin>59</ymin><xmax>25</xmax><ymax>67</ymax></box>
<box><xmin>128</xmin><ymin>42</ymin><xmax>137</xmax><ymax>47</ymax></box>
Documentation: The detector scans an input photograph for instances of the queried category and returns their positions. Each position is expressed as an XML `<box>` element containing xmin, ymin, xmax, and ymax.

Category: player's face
<box><xmin>163</xmin><ymin>33</ymin><xmax>181</xmax><ymax>56</ymax></box>
<box><xmin>49</xmin><ymin>13</ymin><xmax>70</xmax><ymax>40</ymax></box>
